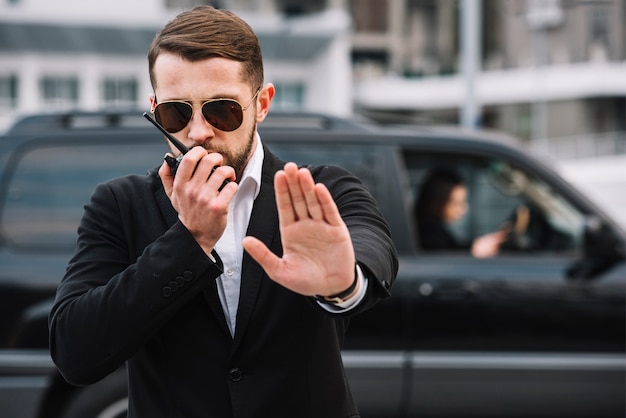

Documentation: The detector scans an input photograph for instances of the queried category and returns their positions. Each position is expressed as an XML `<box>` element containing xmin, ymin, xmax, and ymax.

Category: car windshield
<box><xmin>485</xmin><ymin>160</ymin><xmax>585</xmax><ymax>252</ymax></box>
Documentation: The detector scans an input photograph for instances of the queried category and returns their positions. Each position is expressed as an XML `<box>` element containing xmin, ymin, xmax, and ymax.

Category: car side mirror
<box><xmin>566</xmin><ymin>216</ymin><xmax>626</xmax><ymax>280</ymax></box>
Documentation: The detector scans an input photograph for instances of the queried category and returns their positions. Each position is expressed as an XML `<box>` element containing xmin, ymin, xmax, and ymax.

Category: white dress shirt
<box><xmin>213</xmin><ymin>134</ymin><xmax>367</xmax><ymax>336</ymax></box>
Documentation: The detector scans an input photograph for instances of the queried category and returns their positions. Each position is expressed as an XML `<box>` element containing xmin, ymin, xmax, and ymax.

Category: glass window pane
<box><xmin>0</xmin><ymin>75</ymin><xmax>18</xmax><ymax>109</ymax></box>
<box><xmin>349</xmin><ymin>0</ymin><xmax>388</xmax><ymax>32</ymax></box>
<box><xmin>39</xmin><ymin>76</ymin><xmax>79</xmax><ymax>106</ymax></box>
<box><xmin>269</xmin><ymin>142</ymin><xmax>390</xmax><ymax>215</ymax></box>
<box><xmin>272</xmin><ymin>83</ymin><xmax>305</xmax><ymax>112</ymax></box>
<box><xmin>402</xmin><ymin>151</ymin><xmax>584</xmax><ymax>256</ymax></box>
<box><xmin>103</xmin><ymin>78</ymin><xmax>138</xmax><ymax>106</ymax></box>
<box><xmin>2</xmin><ymin>141</ymin><xmax>163</xmax><ymax>249</ymax></box>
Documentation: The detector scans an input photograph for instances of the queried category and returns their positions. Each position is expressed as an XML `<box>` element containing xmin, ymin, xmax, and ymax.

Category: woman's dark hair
<box><xmin>415</xmin><ymin>167</ymin><xmax>465</xmax><ymax>220</ymax></box>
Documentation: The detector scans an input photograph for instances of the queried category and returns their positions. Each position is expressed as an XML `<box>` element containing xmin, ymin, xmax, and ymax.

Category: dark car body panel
<box><xmin>0</xmin><ymin>112</ymin><xmax>624</xmax><ymax>418</ymax></box>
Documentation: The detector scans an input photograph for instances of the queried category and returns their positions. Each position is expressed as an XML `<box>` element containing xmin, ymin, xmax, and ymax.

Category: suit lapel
<box><xmin>154</xmin><ymin>183</ymin><xmax>232</xmax><ymax>337</ymax></box>
<box><xmin>232</xmin><ymin>150</ymin><xmax>281</xmax><ymax>350</ymax></box>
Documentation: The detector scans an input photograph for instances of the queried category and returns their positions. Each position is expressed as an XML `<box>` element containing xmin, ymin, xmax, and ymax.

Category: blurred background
<box><xmin>0</xmin><ymin>0</ymin><xmax>624</xmax><ymax>226</ymax></box>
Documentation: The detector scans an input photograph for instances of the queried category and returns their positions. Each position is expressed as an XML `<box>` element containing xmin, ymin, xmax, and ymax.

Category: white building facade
<box><xmin>0</xmin><ymin>0</ymin><xmax>352</xmax><ymax>132</ymax></box>
<box><xmin>2</xmin><ymin>0</ymin><xmax>624</xmax><ymax>162</ymax></box>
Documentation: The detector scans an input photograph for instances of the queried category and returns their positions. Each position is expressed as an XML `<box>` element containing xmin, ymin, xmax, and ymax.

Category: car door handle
<box><xmin>417</xmin><ymin>280</ymin><xmax>478</xmax><ymax>300</ymax></box>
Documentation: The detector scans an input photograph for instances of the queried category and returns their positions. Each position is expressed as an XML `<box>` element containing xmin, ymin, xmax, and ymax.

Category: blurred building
<box><xmin>346</xmin><ymin>0</ymin><xmax>625</xmax><ymax>160</ymax></box>
<box><xmin>0</xmin><ymin>0</ymin><xmax>352</xmax><ymax>132</ymax></box>
<box><xmin>1</xmin><ymin>0</ymin><xmax>624</xmax><ymax>162</ymax></box>
<box><xmin>238</xmin><ymin>0</ymin><xmax>625</xmax><ymax>159</ymax></box>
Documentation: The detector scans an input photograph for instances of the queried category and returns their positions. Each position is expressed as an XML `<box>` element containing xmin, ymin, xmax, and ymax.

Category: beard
<box><xmin>198</xmin><ymin>120</ymin><xmax>256</xmax><ymax>183</ymax></box>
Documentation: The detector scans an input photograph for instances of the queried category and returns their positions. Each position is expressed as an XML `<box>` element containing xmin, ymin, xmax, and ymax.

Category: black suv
<box><xmin>1</xmin><ymin>111</ymin><xmax>624</xmax><ymax>418</ymax></box>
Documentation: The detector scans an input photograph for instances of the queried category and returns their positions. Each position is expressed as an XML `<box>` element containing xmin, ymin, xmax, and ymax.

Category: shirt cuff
<box><xmin>316</xmin><ymin>264</ymin><xmax>368</xmax><ymax>313</ymax></box>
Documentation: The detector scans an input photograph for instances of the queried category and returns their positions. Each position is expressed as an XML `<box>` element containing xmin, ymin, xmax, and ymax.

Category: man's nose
<box><xmin>187</xmin><ymin>109</ymin><xmax>215</xmax><ymax>145</ymax></box>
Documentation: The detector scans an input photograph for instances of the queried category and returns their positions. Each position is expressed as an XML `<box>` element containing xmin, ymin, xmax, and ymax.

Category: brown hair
<box><xmin>148</xmin><ymin>6</ymin><xmax>263</xmax><ymax>92</ymax></box>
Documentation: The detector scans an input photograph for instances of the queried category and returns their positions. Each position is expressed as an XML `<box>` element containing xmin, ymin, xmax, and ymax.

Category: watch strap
<box><xmin>315</xmin><ymin>263</ymin><xmax>359</xmax><ymax>305</ymax></box>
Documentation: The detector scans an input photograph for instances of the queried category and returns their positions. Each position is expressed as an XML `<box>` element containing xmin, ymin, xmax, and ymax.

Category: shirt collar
<box><xmin>238</xmin><ymin>131</ymin><xmax>263</xmax><ymax>200</ymax></box>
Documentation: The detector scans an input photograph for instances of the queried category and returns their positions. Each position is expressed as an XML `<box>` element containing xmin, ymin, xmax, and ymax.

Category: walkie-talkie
<box><xmin>142</xmin><ymin>112</ymin><xmax>230</xmax><ymax>190</ymax></box>
<box><xmin>143</xmin><ymin>112</ymin><xmax>188</xmax><ymax>176</ymax></box>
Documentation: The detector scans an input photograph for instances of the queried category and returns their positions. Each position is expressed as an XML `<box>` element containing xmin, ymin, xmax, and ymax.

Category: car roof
<box><xmin>2</xmin><ymin>109</ymin><xmax>623</xmax><ymax>236</ymax></box>
<box><xmin>2</xmin><ymin>109</ymin><xmax>529</xmax><ymax>165</ymax></box>
<box><xmin>6</xmin><ymin>109</ymin><xmax>515</xmax><ymax>142</ymax></box>
<box><xmin>6</xmin><ymin>110</ymin><xmax>374</xmax><ymax>135</ymax></box>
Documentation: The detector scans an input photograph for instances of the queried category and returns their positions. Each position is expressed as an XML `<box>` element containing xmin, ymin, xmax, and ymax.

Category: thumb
<box><xmin>243</xmin><ymin>236</ymin><xmax>281</xmax><ymax>276</ymax></box>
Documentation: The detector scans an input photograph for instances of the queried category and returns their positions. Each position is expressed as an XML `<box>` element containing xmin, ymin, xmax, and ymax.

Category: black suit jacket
<box><xmin>49</xmin><ymin>146</ymin><xmax>397</xmax><ymax>418</ymax></box>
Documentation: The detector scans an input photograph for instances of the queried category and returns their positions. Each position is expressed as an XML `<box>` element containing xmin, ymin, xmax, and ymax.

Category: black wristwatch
<box><xmin>315</xmin><ymin>264</ymin><xmax>359</xmax><ymax>305</ymax></box>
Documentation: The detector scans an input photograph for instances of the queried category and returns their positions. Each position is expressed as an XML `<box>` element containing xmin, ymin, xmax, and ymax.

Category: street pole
<box><xmin>460</xmin><ymin>0</ymin><xmax>481</xmax><ymax>129</ymax></box>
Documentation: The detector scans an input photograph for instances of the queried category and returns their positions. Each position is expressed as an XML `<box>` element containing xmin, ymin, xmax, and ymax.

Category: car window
<box><xmin>268</xmin><ymin>142</ymin><xmax>392</xmax><ymax>216</ymax></box>
<box><xmin>1</xmin><ymin>141</ymin><xmax>162</xmax><ymax>249</ymax></box>
<box><xmin>402</xmin><ymin>150</ymin><xmax>585</xmax><ymax>256</ymax></box>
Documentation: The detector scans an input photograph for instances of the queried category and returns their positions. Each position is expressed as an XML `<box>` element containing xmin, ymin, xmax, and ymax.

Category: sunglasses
<box><xmin>153</xmin><ymin>87</ymin><xmax>261</xmax><ymax>133</ymax></box>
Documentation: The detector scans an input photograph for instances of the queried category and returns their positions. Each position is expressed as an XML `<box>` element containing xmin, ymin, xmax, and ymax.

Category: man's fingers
<box><xmin>314</xmin><ymin>183</ymin><xmax>343</xmax><ymax>226</ymax></box>
<box><xmin>276</xmin><ymin>163</ymin><xmax>327</xmax><ymax>224</ymax></box>
<box><xmin>274</xmin><ymin>170</ymin><xmax>296</xmax><ymax>224</ymax></box>
<box><xmin>283</xmin><ymin>163</ymin><xmax>309</xmax><ymax>221</ymax></box>
<box><xmin>299</xmin><ymin>169</ymin><xmax>324</xmax><ymax>221</ymax></box>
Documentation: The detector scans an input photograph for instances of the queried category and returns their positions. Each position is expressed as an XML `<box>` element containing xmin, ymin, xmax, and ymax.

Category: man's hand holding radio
<box><xmin>159</xmin><ymin>147</ymin><xmax>237</xmax><ymax>256</ymax></box>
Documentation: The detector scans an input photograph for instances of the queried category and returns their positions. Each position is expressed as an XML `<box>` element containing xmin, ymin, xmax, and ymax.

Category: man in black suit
<box><xmin>49</xmin><ymin>6</ymin><xmax>397</xmax><ymax>418</ymax></box>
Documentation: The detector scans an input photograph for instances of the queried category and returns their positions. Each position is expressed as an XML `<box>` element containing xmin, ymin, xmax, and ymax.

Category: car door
<box><xmin>0</xmin><ymin>131</ymin><xmax>169</xmax><ymax>417</ymax></box>
<box><xmin>0</xmin><ymin>132</ymin><xmax>170</xmax><ymax>349</ymax></box>
<box><xmin>398</xmin><ymin>146</ymin><xmax>626</xmax><ymax>418</ymax></box>
<box><xmin>267</xmin><ymin>138</ymin><xmax>411</xmax><ymax>418</ymax></box>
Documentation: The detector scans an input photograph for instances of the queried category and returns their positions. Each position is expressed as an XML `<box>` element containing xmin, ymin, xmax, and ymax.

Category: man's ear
<box><xmin>256</xmin><ymin>83</ymin><xmax>275</xmax><ymax>123</ymax></box>
<box><xmin>149</xmin><ymin>94</ymin><xmax>157</xmax><ymax>112</ymax></box>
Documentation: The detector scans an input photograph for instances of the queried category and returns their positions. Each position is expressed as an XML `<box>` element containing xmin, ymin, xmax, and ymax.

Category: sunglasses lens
<box><xmin>202</xmin><ymin>100</ymin><xmax>243</xmax><ymax>132</ymax></box>
<box><xmin>155</xmin><ymin>102</ymin><xmax>192</xmax><ymax>133</ymax></box>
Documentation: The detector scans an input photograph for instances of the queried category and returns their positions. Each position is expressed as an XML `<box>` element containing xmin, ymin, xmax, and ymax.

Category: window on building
<box><xmin>165</xmin><ymin>0</ymin><xmax>217</xmax><ymax>9</ymax></box>
<box><xmin>0</xmin><ymin>75</ymin><xmax>18</xmax><ymax>109</ymax></box>
<box><xmin>40</xmin><ymin>76</ymin><xmax>79</xmax><ymax>107</ymax></box>
<box><xmin>590</xmin><ymin>5</ymin><xmax>611</xmax><ymax>60</ymax></box>
<box><xmin>103</xmin><ymin>78</ymin><xmax>139</xmax><ymax>107</ymax></box>
<box><xmin>276</xmin><ymin>0</ymin><xmax>326</xmax><ymax>16</ymax></box>
<box><xmin>271</xmin><ymin>83</ymin><xmax>305</xmax><ymax>112</ymax></box>
<box><xmin>349</xmin><ymin>0</ymin><xmax>388</xmax><ymax>32</ymax></box>
<box><xmin>352</xmin><ymin>50</ymin><xmax>389</xmax><ymax>78</ymax></box>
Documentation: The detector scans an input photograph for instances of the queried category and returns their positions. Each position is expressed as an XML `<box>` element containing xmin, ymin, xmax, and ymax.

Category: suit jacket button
<box><xmin>183</xmin><ymin>271</ymin><xmax>193</xmax><ymax>282</ymax></box>
<box><xmin>229</xmin><ymin>368</ymin><xmax>243</xmax><ymax>382</ymax></box>
<box><xmin>162</xmin><ymin>287</ymin><xmax>172</xmax><ymax>297</ymax></box>
<box><xmin>169</xmin><ymin>281</ymin><xmax>179</xmax><ymax>292</ymax></box>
